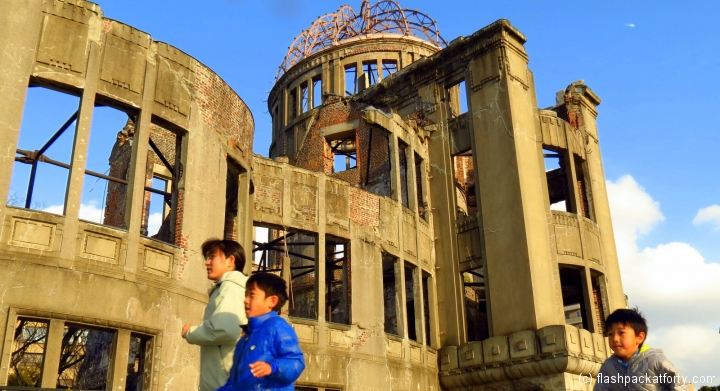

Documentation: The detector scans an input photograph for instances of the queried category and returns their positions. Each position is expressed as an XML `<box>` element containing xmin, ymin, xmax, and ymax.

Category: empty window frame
<box><xmin>448</xmin><ymin>80</ymin><xmax>468</xmax><ymax>117</ymax></box>
<box><xmin>404</xmin><ymin>263</ymin><xmax>419</xmax><ymax>342</ymax></box>
<box><xmin>312</xmin><ymin>76</ymin><xmax>322</xmax><ymax>108</ymax></box>
<box><xmin>329</xmin><ymin>136</ymin><xmax>357</xmax><ymax>173</ymax></box>
<box><xmin>345</xmin><ymin>64</ymin><xmax>357</xmax><ymax>96</ymax></box>
<box><xmin>559</xmin><ymin>266</ymin><xmax>589</xmax><ymax>330</ymax></box>
<box><xmin>398</xmin><ymin>141</ymin><xmax>410</xmax><ymax>208</ymax></box>
<box><xmin>288</xmin><ymin>89</ymin><xmax>298</xmax><ymax>120</ymax></box>
<box><xmin>81</xmin><ymin>105</ymin><xmax>136</xmax><ymax>229</ymax></box>
<box><xmin>453</xmin><ymin>152</ymin><xmax>477</xmax><ymax>217</ymax></box>
<box><xmin>462</xmin><ymin>267</ymin><xmax>489</xmax><ymax>341</ymax></box>
<box><xmin>142</xmin><ymin>124</ymin><xmax>182</xmax><ymax>243</ymax></box>
<box><xmin>252</xmin><ymin>225</ymin><xmax>286</xmax><ymax>276</ymax></box>
<box><xmin>415</xmin><ymin>153</ymin><xmax>426</xmax><ymax>219</ymax></box>
<box><xmin>224</xmin><ymin>159</ymin><xmax>243</xmax><ymax>240</ymax></box>
<box><xmin>9</xmin><ymin>87</ymin><xmax>79</xmax><ymax>212</ymax></box>
<box><xmin>8</xmin><ymin>318</ymin><xmax>49</xmax><ymax>387</ymax></box>
<box><xmin>361</xmin><ymin>127</ymin><xmax>392</xmax><ymax>197</ymax></box>
<box><xmin>382</xmin><ymin>254</ymin><xmax>400</xmax><ymax>336</ymax></box>
<box><xmin>57</xmin><ymin>324</ymin><xmax>115</xmax><ymax>390</ymax></box>
<box><xmin>544</xmin><ymin>148</ymin><xmax>570</xmax><ymax>212</ymax></box>
<box><xmin>300</xmin><ymin>82</ymin><xmax>309</xmax><ymax>114</ymax></box>
<box><xmin>363</xmin><ymin>61</ymin><xmax>379</xmax><ymax>86</ymax></box>
<box><xmin>591</xmin><ymin>271</ymin><xmax>607</xmax><ymax>334</ymax></box>
<box><xmin>574</xmin><ymin>155</ymin><xmax>594</xmax><ymax>219</ymax></box>
<box><xmin>126</xmin><ymin>334</ymin><xmax>152</xmax><ymax>391</ymax></box>
<box><xmin>382</xmin><ymin>59</ymin><xmax>398</xmax><ymax>77</ymax></box>
<box><xmin>325</xmin><ymin>236</ymin><xmax>351</xmax><ymax>325</ymax></box>
<box><xmin>422</xmin><ymin>272</ymin><xmax>432</xmax><ymax>346</ymax></box>
<box><xmin>288</xmin><ymin>232</ymin><xmax>318</xmax><ymax>320</ymax></box>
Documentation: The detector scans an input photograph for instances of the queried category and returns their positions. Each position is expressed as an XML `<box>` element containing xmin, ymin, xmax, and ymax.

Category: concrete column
<box><xmin>316</xmin><ymin>175</ymin><xmax>327</xmax><ymax>347</ymax></box>
<box><xmin>237</xmin><ymin>169</ymin><xmax>253</xmax><ymax>275</ymax></box>
<box><xmin>389</xmin><ymin>134</ymin><xmax>400</xmax><ymax>202</ymax></box>
<box><xmin>582</xmin><ymin>266</ymin><xmax>599</xmax><ymax>333</ymax></box>
<box><xmin>467</xmin><ymin>26</ymin><xmax>562</xmax><ymax>335</ymax></box>
<box><xmin>423</xmin><ymin>82</ymin><xmax>465</xmax><ymax>346</ymax></box>
<box><xmin>0</xmin><ymin>0</ymin><xmax>44</xmax><ymax>219</ymax></box>
<box><xmin>108</xmin><ymin>329</ymin><xmax>132</xmax><ymax>391</ymax></box>
<box><xmin>58</xmin><ymin>41</ymin><xmax>102</xmax><ymax>264</ymax></box>
<box><xmin>575</xmin><ymin>89</ymin><xmax>626</xmax><ymax>311</ymax></box>
<box><xmin>124</xmin><ymin>58</ymin><xmax>157</xmax><ymax>279</ymax></box>
<box><xmin>39</xmin><ymin>319</ymin><xmax>65</xmax><ymax>388</ymax></box>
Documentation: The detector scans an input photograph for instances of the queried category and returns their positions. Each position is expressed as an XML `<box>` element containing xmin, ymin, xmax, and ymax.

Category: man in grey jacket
<box><xmin>595</xmin><ymin>308</ymin><xmax>688</xmax><ymax>391</ymax></box>
<box><xmin>182</xmin><ymin>239</ymin><xmax>248</xmax><ymax>391</ymax></box>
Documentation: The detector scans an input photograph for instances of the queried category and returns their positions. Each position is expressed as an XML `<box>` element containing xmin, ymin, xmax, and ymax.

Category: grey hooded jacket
<box><xmin>594</xmin><ymin>347</ymin><xmax>688</xmax><ymax>391</ymax></box>
<box><xmin>186</xmin><ymin>270</ymin><xmax>248</xmax><ymax>391</ymax></box>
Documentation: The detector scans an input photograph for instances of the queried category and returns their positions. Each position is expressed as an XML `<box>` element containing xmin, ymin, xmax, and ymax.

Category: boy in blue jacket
<box><xmin>216</xmin><ymin>272</ymin><xmax>305</xmax><ymax>391</ymax></box>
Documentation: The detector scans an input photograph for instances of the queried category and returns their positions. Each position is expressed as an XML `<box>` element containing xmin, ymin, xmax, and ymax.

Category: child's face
<box><xmin>607</xmin><ymin>322</ymin><xmax>645</xmax><ymax>362</ymax></box>
<box><xmin>244</xmin><ymin>283</ymin><xmax>278</xmax><ymax>318</ymax></box>
<box><xmin>204</xmin><ymin>248</ymin><xmax>235</xmax><ymax>281</ymax></box>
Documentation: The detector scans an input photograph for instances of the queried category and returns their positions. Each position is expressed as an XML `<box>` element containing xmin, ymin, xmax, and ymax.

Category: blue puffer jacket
<box><xmin>216</xmin><ymin>311</ymin><xmax>305</xmax><ymax>391</ymax></box>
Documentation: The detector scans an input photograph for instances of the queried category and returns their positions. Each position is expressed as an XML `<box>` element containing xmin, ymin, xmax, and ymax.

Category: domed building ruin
<box><xmin>0</xmin><ymin>1</ymin><xmax>625</xmax><ymax>390</ymax></box>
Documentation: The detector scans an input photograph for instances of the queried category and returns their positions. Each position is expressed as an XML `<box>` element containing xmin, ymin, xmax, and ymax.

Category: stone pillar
<box><xmin>0</xmin><ymin>0</ymin><xmax>44</xmax><ymax>218</ymax></box>
<box><xmin>59</xmin><ymin>40</ymin><xmax>102</xmax><ymax>264</ymax></box>
<box><xmin>565</xmin><ymin>82</ymin><xmax>626</xmax><ymax>311</ymax></box>
<box><xmin>466</xmin><ymin>21</ymin><xmax>562</xmax><ymax>335</ymax></box>
<box><xmin>39</xmin><ymin>319</ymin><xmax>65</xmax><ymax>388</ymax></box>
<box><xmin>108</xmin><ymin>330</ymin><xmax>131</xmax><ymax>391</ymax></box>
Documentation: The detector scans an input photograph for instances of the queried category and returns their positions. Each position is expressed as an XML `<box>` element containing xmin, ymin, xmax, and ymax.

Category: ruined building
<box><xmin>0</xmin><ymin>1</ymin><xmax>625</xmax><ymax>390</ymax></box>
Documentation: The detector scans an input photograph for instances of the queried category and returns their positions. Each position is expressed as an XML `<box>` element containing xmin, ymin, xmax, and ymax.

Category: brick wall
<box><xmin>349</xmin><ymin>186</ymin><xmax>380</xmax><ymax>227</ymax></box>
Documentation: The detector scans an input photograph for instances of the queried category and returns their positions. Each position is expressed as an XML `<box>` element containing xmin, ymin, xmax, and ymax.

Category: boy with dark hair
<box><xmin>595</xmin><ymin>308</ymin><xmax>687</xmax><ymax>391</ymax></box>
<box><xmin>182</xmin><ymin>239</ymin><xmax>248</xmax><ymax>391</ymax></box>
<box><xmin>218</xmin><ymin>272</ymin><xmax>305</xmax><ymax>391</ymax></box>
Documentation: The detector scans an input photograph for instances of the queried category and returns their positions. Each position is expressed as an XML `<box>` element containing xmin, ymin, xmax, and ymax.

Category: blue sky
<box><xmin>8</xmin><ymin>0</ymin><xmax>719</xmax><ymax>384</ymax></box>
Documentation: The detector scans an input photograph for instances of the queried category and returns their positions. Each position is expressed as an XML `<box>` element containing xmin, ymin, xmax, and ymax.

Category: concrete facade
<box><xmin>0</xmin><ymin>1</ymin><xmax>625</xmax><ymax>391</ymax></box>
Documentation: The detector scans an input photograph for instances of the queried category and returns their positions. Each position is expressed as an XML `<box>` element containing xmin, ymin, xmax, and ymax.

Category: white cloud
<box><xmin>147</xmin><ymin>212</ymin><xmax>162</xmax><ymax>236</ymax></box>
<box><xmin>693</xmin><ymin>204</ymin><xmax>720</xmax><ymax>230</ymax></box>
<box><xmin>625</xmin><ymin>23</ymin><xmax>636</xmax><ymax>28</ymax></box>
<box><xmin>43</xmin><ymin>202</ymin><xmax>104</xmax><ymax>223</ymax></box>
<box><xmin>607</xmin><ymin>175</ymin><xmax>720</xmax><ymax>384</ymax></box>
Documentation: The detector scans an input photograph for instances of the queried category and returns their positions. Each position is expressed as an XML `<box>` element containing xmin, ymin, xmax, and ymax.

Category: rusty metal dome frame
<box><xmin>277</xmin><ymin>0</ymin><xmax>447</xmax><ymax>80</ymax></box>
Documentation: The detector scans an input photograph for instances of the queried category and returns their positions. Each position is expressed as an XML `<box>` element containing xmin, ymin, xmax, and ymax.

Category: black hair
<box><xmin>246</xmin><ymin>273</ymin><xmax>288</xmax><ymax>313</ymax></box>
<box><xmin>605</xmin><ymin>308</ymin><xmax>648</xmax><ymax>345</ymax></box>
<box><xmin>200</xmin><ymin>239</ymin><xmax>246</xmax><ymax>272</ymax></box>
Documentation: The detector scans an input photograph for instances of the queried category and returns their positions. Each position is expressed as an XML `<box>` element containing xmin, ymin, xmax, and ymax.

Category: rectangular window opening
<box><xmin>345</xmin><ymin>64</ymin><xmax>357</xmax><ymax>96</ymax></box>
<box><xmin>405</xmin><ymin>263</ymin><xmax>418</xmax><ymax>342</ymax></box>
<box><xmin>57</xmin><ymin>324</ymin><xmax>115</xmax><ymax>390</ymax></box>
<box><xmin>453</xmin><ymin>151</ymin><xmax>476</xmax><ymax>217</ymax></box>
<box><xmin>8</xmin><ymin>318</ymin><xmax>49</xmax><ymax>387</ymax></box>
<box><xmin>8</xmin><ymin>87</ymin><xmax>80</xmax><ymax>213</ymax></box>
<box><xmin>329</xmin><ymin>136</ymin><xmax>357</xmax><ymax>173</ymax></box>
<box><xmin>591</xmin><ymin>272</ymin><xmax>607</xmax><ymax>335</ymax></box>
<box><xmin>575</xmin><ymin>155</ymin><xmax>593</xmax><ymax>219</ymax></box>
<box><xmin>289</xmin><ymin>89</ymin><xmax>298</xmax><ymax>120</ymax></box>
<box><xmin>382</xmin><ymin>254</ymin><xmax>400</xmax><ymax>336</ymax></box>
<box><xmin>300</xmin><ymin>82</ymin><xmax>309</xmax><ymax>114</ymax></box>
<box><xmin>448</xmin><ymin>80</ymin><xmax>468</xmax><ymax>117</ymax></box>
<box><xmin>415</xmin><ymin>153</ymin><xmax>426</xmax><ymax>219</ymax></box>
<box><xmin>560</xmin><ymin>266</ymin><xmax>588</xmax><ymax>329</ymax></box>
<box><xmin>422</xmin><ymin>273</ymin><xmax>432</xmax><ymax>346</ymax></box>
<box><xmin>361</xmin><ymin>127</ymin><xmax>392</xmax><ymax>197</ymax></box>
<box><xmin>252</xmin><ymin>225</ymin><xmax>285</xmax><ymax>277</ymax></box>
<box><xmin>463</xmin><ymin>267</ymin><xmax>489</xmax><ymax>341</ymax></box>
<box><xmin>82</xmin><ymin>105</ymin><xmax>136</xmax><ymax>230</ymax></box>
<box><xmin>382</xmin><ymin>59</ymin><xmax>398</xmax><ymax>77</ymax></box>
<box><xmin>363</xmin><ymin>61</ymin><xmax>379</xmax><ymax>86</ymax></box>
<box><xmin>126</xmin><ymin>334</ymin><xmax>152</xmax><ymax>391</ymax></box>
<box><xmin>325</xmin><ymin>236</ymin><xmax>351</xmax><ymax>325</ymax></box>
<box><xmin>544</xmin><ymin>148</ymin><xmax>569</xmax><ymax>212</ymax></box>
<box><xmin>399</xmin><ymin>141</ymin><xmax>409</xmax><ymax>208</ymax></box>
<box><xmin>312</xmin><ymin>76</ymin><xmax>322</xmax><ymax>108</ymax></box>
<box><xmin>142</xmin><ymin>124</ymin><xmax>181</xmax><ymax>244</ymax></box>
<box><xmin>224</xmin><ymin>159</ymin><xmax>243</xmax><ymax>240</ymax></box>
<box><xmin>288</xmin><ymin>232</ymin><xmax>318</xmax><ymax>320</ymax></box>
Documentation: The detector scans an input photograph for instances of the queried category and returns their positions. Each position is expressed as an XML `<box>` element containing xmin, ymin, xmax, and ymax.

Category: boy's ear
<box><xmin>268</xmin><ymin>295</ymin><xmax>279</xmax><ymax>308</ymax></box>
<box><xmin>637</xmin><ymin>331</ymin><xmax>646</xmax><ymax>344</ymax></box>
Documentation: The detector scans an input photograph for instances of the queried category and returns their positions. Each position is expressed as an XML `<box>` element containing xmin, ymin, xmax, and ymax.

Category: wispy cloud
<box><xmin>693</xmin><ymin>204</ymin><xmax>720</xmax><ymax>230</ymax></box>
<box><xmin>625</xmin><ymin>23</ymin><xmax>636</xmax><ymax>28</ymax></box>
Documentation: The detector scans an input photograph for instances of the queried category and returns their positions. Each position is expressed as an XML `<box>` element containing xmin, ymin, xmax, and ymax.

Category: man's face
<box><xmin>244</xmin><ymin>283</ymin><xmax>277</xmax><ymax>318</ymax></box>
<box><xmin>607</xmin><ymin>323</ymin><xmax>645</xmax><ymax>361</ymax></box>
<box><xmin>204</xmin><ymin>248</ymin><xmax>235</xmax><ymax>281</ymax></box>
